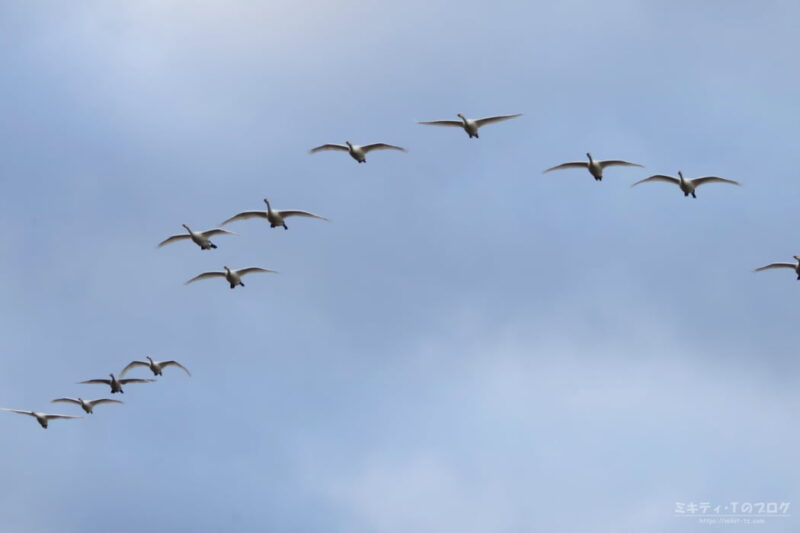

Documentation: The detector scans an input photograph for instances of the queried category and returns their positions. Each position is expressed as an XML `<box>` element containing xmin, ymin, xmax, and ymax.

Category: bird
<box><xmin>544</xmin><ymin>153</ymin><xmax>643</xmax><ymax>181</ymax></box>
<box><xmin>120</xmin><ymin>355</ymin><xmax>191</xmax><ymax>377</ymax></box>
<box><xmin>754</xmin><ymin>256</ymin><xmax>800</xmax><ymax>280</ymax></box>
<box><xmin>221</xmin><ymin>198</ymin><xmax>328</xmax><ymax>230</ymax></box>
<box><xmin>185</xmin><ymin>266</ymin><xmax>277</xmax><ymax>289</ymax></box>
<box><xmin>631</xmin><ymin>171</ymin><xmax>740</xmax><ymax>198</ymax></box>
<box><xmin>418</xmin><ymin>113</ymin><xmax>522</xmax><ymax>139</ymax></box>
<box><xmin>50</xmin><ymin>397</ymin><xmax>123</xmax><ymax>414</ymax></box>
<box><xmin>158</xmin><ymin>224</ymin><xmax>235</xmax><ymax>250</ymax></box>
<box><xmin>1</xmin><ymin>408</ymin><xmax>82</xmax><ymax>429</ymax></box>
<box><xmin>308</xmin><ymin>141</ymin><xmax>407</xmax><ymax>163</ymax></box>
<box><xmin>77</xmin><ymin>373</ymin><xmax>155</xmax><ymax>394</ymax></box>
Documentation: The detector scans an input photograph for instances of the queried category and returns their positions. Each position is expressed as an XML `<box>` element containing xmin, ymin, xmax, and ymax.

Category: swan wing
<box><xmin>1</xmin><ymin>408</ymin><xmax>35</xmax><ymax>417</ymax></box>
<box><xmin>118</xmin><ymin>378</ymin><xmax>155</xmax><ymax>385</ymax></box>
<box><xmin>50</xmin><ymin>398</ymin><xmax>81</xmax><ymax>406</ymax></box>
<box><xmin>220</xmin><ymin>211</ymin><xmax>268</xmax><ymax>226</ymax></box>
<box><xmin>417</xmin><ymin>120</ymin><xmax>463</xmax><ymax>127</ymax></box>
<box><xmin>235</xmin><ymin>267</ymin><xmax>278</xmax><ymax>277</ymax></box>
<box><xmin>161</xmin><ymin>361</ymin><xmax>192</xmax><ymax>376</ymax></box>
<box><xmin>43</xmin><ymin>414</ymin><xmax>83</xmax><ymax>420</ymax></box>
<box><xmin>599</xmin><ymin>160</ymin><xmax>644</xmax><ymax>169</ymax></box>
<box><xmin>89</xmin><ymin>399</ymin><xmax>124</xmax><ymax>406</ymax></box>
<box><xmin>692</xmin><ymin>177</ymin><xmax>741</xmax><ymax>188</ymax></box>
<box><xmin>754</xmin><ymin>263</ymin><xmax>797</xmax><ymax>272</ymax></box>
<box><xmin>309</xmin><ymin>144</ymin><xmax>349</xmax><ymax>154</ymax></box>
<box><xmin>361</xmin><ymin>143</ymin><xmax>407</xmax><ymax>153</ymax></box>
<box><xmin>201</xmin><ymin>228</ymin><xmax>236</xmax><ymax>238</ymax></box>
<box><xmin>185</xmin><ymin>272</ymin><xmax>225</xmax><ymax>285</ymax></box>
<box><xmin>119</xmin><ymin>360</ymin><xmax>149</xmax><ymax>378</ymax></box>
<box><xmin>77</xmin><ymin>379</ymin><xmax>111</xmax><ymax>385</ymax></box>
<box><xmin>543</xmin><ymin>162</ymin><xmax>588</xmax><ymax>173</ymax></box>
<box><xmin>474</xmin><ymin>113</ymin><xmax>522</xmax><ymax>127</ymax></box>
<box><xmin>631</xmin><ymin>175</ymin><xmax>680</xmax><ymax>187</ymax></box>
<box><xmin>277</xmin><ymin>210</ymin><xmax>329</xmax><ymax>221</ymax></box>
<box><xmin>157</xmin><ymin>234</ymin><xmax>190</xmax><ymax>248</ymax></box>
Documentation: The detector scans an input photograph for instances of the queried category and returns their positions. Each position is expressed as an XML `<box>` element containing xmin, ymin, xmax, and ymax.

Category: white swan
<box><xmin>78</xmin><ymin>373</ymin><xmax>155</xmax><ymax>394</ymax></box>
<box><xmin>221</xmin><ymin>198</ymin><xmax>328</xmax><ymax>230</ymax></box>
<box><xmin>158</xmin><ymin>224</ymin><xmax>235</xmax><ymax>250</ymax></box>
<box><xmin>309</xmin><ymin>141</ymin><xmax>407</xmax><ymax>163</ymax></box>
<box><xmin>418</xmin><ymin>113</ymin><xmax>522</xmax><ymax>138</ymax></box>
<box><xmin>185</xmin><ymin>266</ymin><xmax>277</xmax><ymax>289</ymax></box>
<box><xmin>544</xmin><ymin>153</ymin><xmax>643</xmax><ymax>181</ymax></box>
<box><xmin>754</xmin><ymin>256</ymin><xmax>800</xmax><ymax>280</ymax></box>
<box><xmin>1</xmin><ymin>408</ymin><xmax>82</xmax><ymax>429</ymax></box>
<box><xmin>120</xmin><ymin>355</ymin><xmax>191</xmax><ymax>377</ymax></box>
<box><xmin>50</xmin><ymin>397</ymin><xmax>123</xmax><ymax>414</ymax></box>
<box><xmin>632</xmin><ymin>171</ymin><xmax>740</xmax><ymax>198</ymax></box>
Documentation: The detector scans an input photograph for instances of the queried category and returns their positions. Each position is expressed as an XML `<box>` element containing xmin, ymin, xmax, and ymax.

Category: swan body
<box><xmin>120</xmin><ymin>355</ymin><xmax>191</xmax><ymax>377</ymax></box>
<box><xmin>418</xmin><ymin>113</ymin><xmax>522</xmax><ymax>138</ymax></box>
<box><xmin>754</xmin><ymin>256</ymin><xmax>800</xmax><ymax>280</ymax></box>
<box><xmin>544</xmin><ymin>153</ymin><xmax>643</xmax><ymax>181</ymax></box>
<box><xmin>78</xmin><ymin>373</ymin><xmax>155</xmax><ymax>394</ymax></box>
<box><xmin>631</xmin><ymin>171</ymin><xmax>740</xmax><ymax>198</ymax></box>
<box><xmin>185</xmin><ymin>265</ymin><xmax>277</xmax><ymax>289</ymax></box>
<box><xmin>1</xmin><ymin>408</ymin><xmax>82</xmax><ymax>429</ymax></box>
<box><xmin>309</xmin><ymin>141</ymin><xmax>407</xmax><ymax>163</ymax></box>
<box><xmin>50</xmin><ymin>397</ymin><xmax>123</xmax><ymax>414</ymax></box>
<box><xmin>221</xmin><ymin>198</ymin><xmax>328</xmax><ymax>230</ymax></box>
<box><xmin>158</xmin><ymin>224</ymin><xmax>234</xmax><ymax>250</ymax></box>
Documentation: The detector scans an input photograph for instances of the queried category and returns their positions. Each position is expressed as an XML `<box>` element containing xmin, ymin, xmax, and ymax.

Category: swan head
<box><xmin>146</xmin><ymin>355</ymin><xmax>154</xmax><ymax>363</ymax></box>
<box><xmin>109</xmin><ymin>373</ymin><xmax>115</xmax><ymax>379</ymax></box>
<box><xmin>182</xmin><ymin>224</ymin><xmax>190</xmax><ymax>231</ymax></box>
<box><xmin>223</xmin><ymin>265</ymin><xmax>231</xmax><ymax>272</ymax></box>
<box><xmin>345</xmin><ymin>141</ymin><xmax>353</xmax><ymax>148</ymax></box>
<box><xmin>457</xmin><ymin>113</ymin><xmax>465</xmax><ymax>119</ymax></box>
<box><xmin>263</xmin><ymin>198</ymin><xmax>271</xmax><ymax>207</ymax></box>
<box><xmin>586</xmin><ymin>152</ymin><xmax>592</xmax><ymax>160</ymax></box>
<box><xmin>678</xmin><ymin>171</ymin><xmax>684</xmax><ymax>180</ymax></box>
<box><xmin>794</xmin><ymin>255</ymin><xmax>800</xmax><ymax>262</ymax></box>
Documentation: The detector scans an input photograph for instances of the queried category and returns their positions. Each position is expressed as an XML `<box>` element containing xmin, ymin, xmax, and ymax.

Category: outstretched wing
<box><xmin>236</xmin><ymin>267</ymin><xmax>278</xmax><ymax>277</ymax></box>
<box><xmin>50</xmin><ymin>398</ymin><xmax>81</xmax><ymax>406</ymax></box>
<box><xmin>0</xmin><ymin>408</ymin><xmax>35</xmax><ymax>417</ymax></box>
<box><xmin>220</xmin><ymin>211</ymin><xmax>268</xmax><ymax>226</ymax></box>
<box><xmin>277</xmin><ymin>210</ymin><xmax>329</xmax><ymax>221</ymax></box>
<box><xmin>119</xmin><ymin>360</ymin><xmax>149</xmax><ymax>378</ymax></box>
<box><xmin>631</xmin><ymin>175</ymin><xmax>680</xmax><ymax>187</ymax></box>
<box><xmin>309</xmin><ymin>144</ymin><xmax>349</xmax><ymax>154</ymax></box>
<box><xmin>44</xmin><ymin>414</ymin><xmax>82</xmax><ymax>421</ymax></box>
<box><xmin>692</xmin><ymin>177</ymin><xmax>740</xmax><ymax>188</ymax></box>
<box><xmin>185</xmin><ymin>272</ymin><xmax>225</xmax><ymax>285</ymax></box>
<box><xmin>599</xmin><ymin>160</ymin><xmax>643</xmax><ymax>169</ymax></box>
<box><xmin>474</xmin><ymin>113</ymin><xmax>522</xmax><ymax>127</ymax></box>
<box><xmin>754</xmin><ymin>263</ymin><xmax>796</xmax><ymax>272</ymax></box>
<box><xmin>157</xmin><ymin>234</ymin><xmax>190</xmax><ymax>248</ymax></box>
<box><xmin>119</xmin><ymin>378</ymin><xmax>155</xmax><ymax>385</ymax></box>
<box><xmin>161</xmin><ymin>361</ymin><xmax>192</xmax><ymax>376</ymax></box>
<box><xmin>201</xmin><ymin>228</ymin><xmax>236</xmax><ymax>238</ymax></box>
<box><xmin>417</xmin><ymin>120</ymin><xmax>463</xmax><ymax>127</ymax></box>
<box><xmin>361</xmin><ymin>143</ymin><xmax>407</xmax><ymax>154</ymax></box>
<box><xmin>543</xmin><ymin>162</ymin><xmax>589</xmax><ymax>173</ymax></box>
<box><xmin>89</xmin><ymin>399</ymin><xmax>124</xmax><ymax>406</ymax></box>
<box><xmin>77</xmin><ymin>379</ymin><xmax>111</xmax><ymax>385</ymax></box>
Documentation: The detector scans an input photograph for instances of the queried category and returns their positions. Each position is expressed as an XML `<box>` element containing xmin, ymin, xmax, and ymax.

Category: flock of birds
<box><xmin>4</xmin><ymin>111</ymin><xmax>796</xmax><ymax>428</ymax></box>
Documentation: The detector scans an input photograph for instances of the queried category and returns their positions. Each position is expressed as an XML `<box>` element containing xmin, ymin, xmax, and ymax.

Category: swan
<box><xmin>120</xmin><ymin>355</ymin><xmax>191</xmax><ymax>377</ymax></box>
<box><xmin>50</xmin><ymin>397</ymin><xmax>123</xmax><ymax>414</ymax></box>
<box><xmin>308</xmin><ymin>141</ymin><xmax>407</xmax><ymax>163</ymax></box>
<box><xmin>185</xmin><ymin>266</ymin><xmax>277</xmax><ymax>289</ymax></box>
<box><xmin>158</xmin><ymin>224</ymin><xmax>235</xmax><ymax>250</ymax></box>
<box><xmin>544</xmin><ymin>153</ymin><xmax>643</xmax><ymax>181</ymax></box>
<box><xmin>221</xmin><ymin>198</ymin><xmax>328</xmax><ymax>230</ymax></box>
<box><xmin>1</xmin><ymin>408</ymin><xmax>82</xmax><ymax>429</ymax></box>
<box><xmin>78</xmin><ymin>373</ymin><xmax>155</xmax><ymax>394</ymax></box>
<box><xmin>418</xmin><ymin>113</ymin><xmax>522</xmax><ymax>138</ymax></box>
<box><xmin>631</xmin><ymin>171</ymin><xmax>740</xmax><ymax>198</ymax></box>
<box><xmin>754</xmin><ymin>256</ymin><xmax>800</xmax><ymax>279</ymax></box>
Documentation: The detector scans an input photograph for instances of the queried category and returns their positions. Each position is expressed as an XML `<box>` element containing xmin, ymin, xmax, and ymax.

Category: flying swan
<box><xmin>544</xmin><ymin>153</ymin><xmax>643</xmax><ymax>181</ymax></box>
<box><xmin>50</xmin><ymin>397</ymin><xmax>123</xmax><ymax>414</ymax></box>
<box><xmin>631</xmin><ymin>171</ymin><xmax>740</xmax><ymax>198</ymax></box>
<box><xmin>309</xmin><ymin>141</ymin><xmax>407</xmax><ymax>163</ymax></box>
<box><xmin>221</xmin><ymin>198</ymin><xmax>328</xmax><ymax>230</ymax></box>
<box><xmin>418</xmin><ymin>113</ymin><xmax>522</xmax><ymax>138</ymax></box>
<box><xmin>120</xmin><ymin>355</ymin><xmax>191</xmax><ymax>377</ymax></box>
<box><xmin>78</xmin><ymin>373</ymin><xmax>155</xmax><ymax>394</ymax></box>
<box><xmin>185</xmin><ymin>266</ymin><xmax>277</xmax><ymax>289</ymax></box>
<box><xmin>1</xmin><ymin>408</ymin><xmax>82</xmax><ymax>429</ymax></box>
<box><xmin>158</xmin><ymin>224</ymin><xmax>235</xmax><ymax>250</ymax></box>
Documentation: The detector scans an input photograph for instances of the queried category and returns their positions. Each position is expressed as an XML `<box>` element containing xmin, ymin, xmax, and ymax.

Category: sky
<box><xmin>1</xmin><ymin>1</ymin><xmax>799</xmax><ymax>531</ymax></box>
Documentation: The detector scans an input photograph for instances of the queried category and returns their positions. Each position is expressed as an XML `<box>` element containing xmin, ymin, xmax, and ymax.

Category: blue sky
<box><xmin>1</xmin><ymin>1</ymin><xmax>799</xmax><ymax>531</ymax></box>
